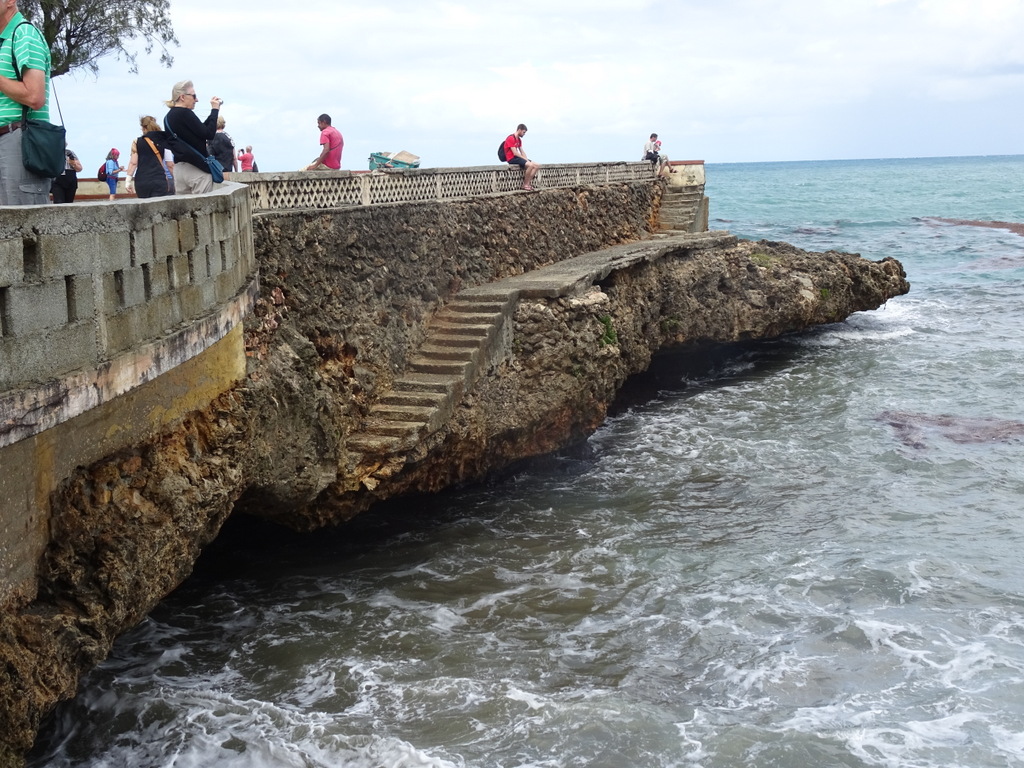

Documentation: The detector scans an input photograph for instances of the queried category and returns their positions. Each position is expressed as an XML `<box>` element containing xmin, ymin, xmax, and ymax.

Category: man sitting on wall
<box><xmin>503</xmin><ymin>123</ymin><xmax>540</xmax><ymax>191</ymax></box>
<box><xmin>306</xmin><ymin>114</ymin><xmax>343</xmax><ymax>170</ymax></box>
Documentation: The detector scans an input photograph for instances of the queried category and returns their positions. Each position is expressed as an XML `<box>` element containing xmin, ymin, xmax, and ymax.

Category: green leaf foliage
<box><xmin>20</xmin><ymin>0</ymin><xmax>179</xmax><ymax>77</ymax></box>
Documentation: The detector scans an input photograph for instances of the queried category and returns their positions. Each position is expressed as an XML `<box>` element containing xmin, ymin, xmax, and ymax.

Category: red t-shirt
<box><xmin>503</xmin><ymin>134</ymin><xmax>521</xmax><ymax>162</ymax></box>
<box><xmin>320</xmin><ymin>125</ymin><xmax>344</xmax><ymax>170</ymax></box>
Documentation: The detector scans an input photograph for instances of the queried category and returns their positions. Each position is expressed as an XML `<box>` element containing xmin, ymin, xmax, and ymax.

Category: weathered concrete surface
<box><xmin>0</xmin><ymin>186</ymin><xmax>909</xmax><ymax>766</ymax></box>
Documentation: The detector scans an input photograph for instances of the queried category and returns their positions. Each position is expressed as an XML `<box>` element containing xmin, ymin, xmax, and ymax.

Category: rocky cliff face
<box><xmin>293</xmin><ymin>236</ymin><xmax>908</xmax><ymax>525</ymax></box>
<box><xmin>0</xmin><ymin>186</ymin><xmax>908</xmax><ymax>766</ymax></box>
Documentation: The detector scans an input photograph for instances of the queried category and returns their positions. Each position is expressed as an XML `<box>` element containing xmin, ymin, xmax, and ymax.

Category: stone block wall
<box><xmin>0</xmin><ymin>185</ymin><xmax>254</xmax><ymax>409</ymax></box>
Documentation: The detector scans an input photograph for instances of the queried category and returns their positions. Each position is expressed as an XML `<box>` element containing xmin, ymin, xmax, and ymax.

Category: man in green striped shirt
<box><xmin>0</xmin><ymin>0</ymin><xmax>51</xmax><ymax>205</ymax></box>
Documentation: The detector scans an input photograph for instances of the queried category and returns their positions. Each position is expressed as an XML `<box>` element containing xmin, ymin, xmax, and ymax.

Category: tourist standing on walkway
<box><xmin>208</xmin><ymin>115</ymin><xmax>238</xmax><ymax>174</ymax></box>
<box><xmin>306</xmin><ymin>114</ymin><xmax>343</xmax><ymax>170</ymax></box>
<box><xmin>164</xmin><ymin>79</ymin><xmax>222</xmax><ymax>195</ymax></box>
<box><xmin>0</xmin><ymin>0</ymin><xmax>52</xmax><ymax>205</ymax></box>
<box><xmin>125</xmin><ymin>115</ymin><xmax>173</xmax><ymax>199</ymax></box>
<box><xmin>238</xmin><ymin>145</ymin><xmax>254</xmax><ymax>172</ymax></box>
<box><xmin>502</xmin><ymin>124</ymin><xmax>539</xmax><ymax>191</ymax></box>
<box><xmin>50</xmin><ymin>147</ymin><xmax>82</xmax><ymax>203</ymax></box>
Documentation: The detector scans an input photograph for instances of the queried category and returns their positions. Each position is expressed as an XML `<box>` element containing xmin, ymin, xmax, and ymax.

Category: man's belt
<box><xmin>0</xmin><ymin>120</ymin><xmax>23</xmax><ymax>137</ymax></box>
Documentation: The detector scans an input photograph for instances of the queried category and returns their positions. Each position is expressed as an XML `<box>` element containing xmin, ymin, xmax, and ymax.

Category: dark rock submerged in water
<box><xmin>878</xmin><ymin>410</ymin><xmax>1024</xmax><ymax>449</ymax></box>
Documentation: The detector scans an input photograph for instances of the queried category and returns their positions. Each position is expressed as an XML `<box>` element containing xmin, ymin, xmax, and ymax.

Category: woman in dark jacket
<box><xmin>125</xmin><ymin>116</ymin><xmax>172</xmax><ymax>198</ymax></box>
<box><xmin>208</xmin><ymin>116</ymin><xmax>238</xmax><ymax>175</ymax></box>
<box><xmin>163</xmin><ymin>79</ymin><xmax>223</xmax><ymax>195</ymax></box>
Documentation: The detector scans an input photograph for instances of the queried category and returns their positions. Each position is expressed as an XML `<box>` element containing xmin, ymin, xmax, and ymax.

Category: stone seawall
<box><xmin>0</xmin><ymin>185</ymin><xmax>257</xmax><ymax>614</ymax></box>
<box><xmin>0</xmin><ymin>184</ymin><xmax>908</xmax><ymax>766</ymax></box>
<box><xmin>239</xmin><ymin>184</ymin><xmax>665</xmax><ymax>517</ymax></box>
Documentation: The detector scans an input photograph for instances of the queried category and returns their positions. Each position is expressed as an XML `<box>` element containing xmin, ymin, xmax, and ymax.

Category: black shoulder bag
<box><xmin>10</xmin><ymin>21</ymin><xmax>66</xmax><ymax>178</ymax></box>
<box><xmin>163</xmin><ymin>116</ymin><xmax>224</xmax><ymax>184</ymax></box>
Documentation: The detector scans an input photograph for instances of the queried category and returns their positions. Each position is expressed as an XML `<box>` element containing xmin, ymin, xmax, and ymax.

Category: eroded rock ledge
<box><xmin>0</xmin><ymin>187</ymin><xmax>908</xmax><ymax>766</ymax></box>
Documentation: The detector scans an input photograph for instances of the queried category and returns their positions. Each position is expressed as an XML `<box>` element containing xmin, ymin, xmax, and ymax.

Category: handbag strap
<box><xmin>9</xmin><ymin>21</ymin><xmax>64</xmax><ymax>127</ymax></box>
<box><xmin>143</xmin><ymin>137</ymin><xmax>165</xmax><ymax>165</ymax></box>
<box><xmin>163</xmin><ymin>115</ymin><xmax>213</xmax><ymax>167</ymax></box>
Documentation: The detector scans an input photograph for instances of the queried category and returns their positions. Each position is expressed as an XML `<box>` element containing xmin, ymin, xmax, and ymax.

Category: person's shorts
<box><xmin>507</xmin><ymin>156</ymin><xmax>527</xmax><ymax>167</ymax></box>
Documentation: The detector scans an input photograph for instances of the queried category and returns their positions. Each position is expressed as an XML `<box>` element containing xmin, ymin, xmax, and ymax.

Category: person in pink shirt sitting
<box><xmin>306</xmin><ymin>113</ymin><xmax>343</xmax><ymax>170</ymax></box>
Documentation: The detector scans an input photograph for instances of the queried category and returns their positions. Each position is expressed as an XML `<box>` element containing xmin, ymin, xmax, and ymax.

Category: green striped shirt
<box><xmin>0</xmin><ymin>13</ymin><xmax>50</xmax><ymax>125</ymax></box>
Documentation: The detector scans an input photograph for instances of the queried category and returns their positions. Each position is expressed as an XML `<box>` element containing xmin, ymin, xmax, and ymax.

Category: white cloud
<box><xmin>49</xmin><ymin>0</ymin><xmax>1024</xmax><ymax>176</ymax></box>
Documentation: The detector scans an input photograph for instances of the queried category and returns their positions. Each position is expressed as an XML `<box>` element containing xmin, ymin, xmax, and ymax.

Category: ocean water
<box><xmin>30</xmin><ymin>156</ymin><xmax>1024</xmax><ymax>768</ymax></box>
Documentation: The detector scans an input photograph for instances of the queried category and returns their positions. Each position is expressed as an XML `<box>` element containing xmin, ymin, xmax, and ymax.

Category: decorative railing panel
<box><xmin>237</xmin><ymin>162</ymin><xmax>690</xmax><ymax>212</ymax></box>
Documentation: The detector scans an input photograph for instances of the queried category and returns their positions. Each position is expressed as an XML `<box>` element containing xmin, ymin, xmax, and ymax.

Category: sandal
<box><xmin>522</xmin><ymin>184</ymin><xmax>534</xmax><ymax>191</ymax></box>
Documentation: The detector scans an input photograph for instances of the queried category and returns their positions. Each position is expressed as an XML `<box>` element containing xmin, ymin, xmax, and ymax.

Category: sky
<box><xmin>47</xmin><ymin>0</ymin><xmax>1023</xmax><ymax>175</ymax></box>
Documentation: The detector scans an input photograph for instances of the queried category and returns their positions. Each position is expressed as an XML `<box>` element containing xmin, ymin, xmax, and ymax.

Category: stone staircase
<box><xmin>659</xmin><ymin>183</ymin><xmax>707</xmax><ymax>233</ymax></box>
<box><xmin>347</xmin><ymin>290</ymin><xmax>516</xmax><ymax>457</ymax></box>
<box><xmin>346</xmin><ymin>228</ymin><xmax>734</xmax><ymax>465</ymax></box>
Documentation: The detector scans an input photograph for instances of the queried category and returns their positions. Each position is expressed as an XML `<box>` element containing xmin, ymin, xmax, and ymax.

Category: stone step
<box><xmin>446</xmin><ymin>300</ymin><xmax>507</xmax><ymax>314</ymax></box>
<box><xmin>435</xmin><ymin>310</ymin><xmax>503</xmax><ymax>325</ymax></box>
<box><xmin>347</xmin><ymin>434</ymin><xmax>406</xmax><ymax>455</ymax></box>
<box><xmin>457</xmin><ymin>289</ymin><xmax>516</xmax><ymax>303</ymax></box>
<box><xmin>432</xmin><ymin>321</ymin><xmax>495</xmax><ymax>338</ymax></box>
<box><xmin>409</xmin><ymin>357</ymin><xmax>474</xmax><ymax>377</ymax></box>
<box><xmin>430</xmin><ymin>333</ymin><xmax>483</xmax><ymax>348</ymax></box>
<box><xmin>394</xmin><ymin>373</ymin><xmax>461</xmax><ymax>395</ymax></box>
<box><xmin>369</xmin><ymin>403</ymin><xmax>437</xmax><ymax>423</ymax></box>
<box><xmin>379</xmin><ymin>390</ymin><xmax>448</xmax><ymax>408</ymax></box>
<box><xmin>362</xmin><ymin>418</ymin><xmax>426</xmax><ymax>439</ymax></box>
<box><xmin>419</xmin><ymin>343</ymin><xmax>479</xmax><ymax>362</ymax></box>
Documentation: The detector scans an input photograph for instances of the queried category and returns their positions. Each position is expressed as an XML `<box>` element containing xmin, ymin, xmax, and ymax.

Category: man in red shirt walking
<box><xmin>307</xmin><ymin>113</ymin><xmax>344</xmax><ymax>170</ymax></box>
<box><xmin>502</xmin><ymin>123</ymin><xmax>539</xmax><ymax>191</ymax></box>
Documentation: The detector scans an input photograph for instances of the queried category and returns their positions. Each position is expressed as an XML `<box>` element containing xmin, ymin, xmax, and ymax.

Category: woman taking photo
<box><xmin>164</xmin><ymin>79</ymin><xmax>223</xmax><ymax>195</ymax></box>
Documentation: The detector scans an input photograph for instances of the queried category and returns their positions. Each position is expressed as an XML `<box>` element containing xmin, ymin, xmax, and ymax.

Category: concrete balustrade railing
<box><xmin>237</xmin><ymin>161</ymin><xmax>701</xmax><ymax>211</ymax></box>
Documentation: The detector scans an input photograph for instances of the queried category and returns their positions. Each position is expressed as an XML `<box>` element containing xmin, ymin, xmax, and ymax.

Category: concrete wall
<box><xmin>666</xmin><ymin>160</ymin><xmax>706</xmax><ymax>187</ymax></box>
<box><xmin>0</xmin><ymin>184</ymin><xmax>258</xmax><ymax>609</ymax></box>
<box><xmin>0</xmin><ymin>184</ymin><xmax>255</xmax><ymax>432</ymax></box>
